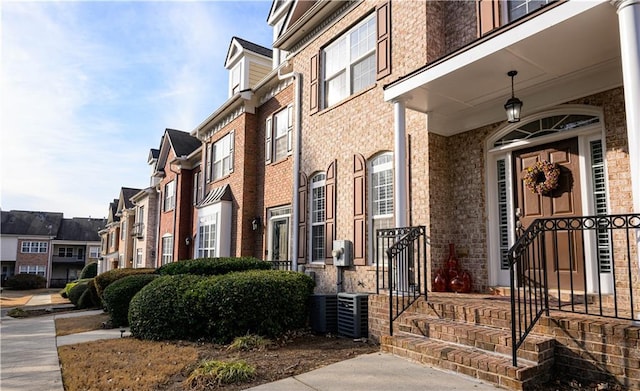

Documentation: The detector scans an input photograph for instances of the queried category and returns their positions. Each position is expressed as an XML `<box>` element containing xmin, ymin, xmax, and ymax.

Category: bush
<box><xmin>68</xmin><ymin>282</ymin><xmax>89</xmax><ymax>307</ymax></box>
<box><xmin>156</xmin><ymin>257</ymin><xmax>271</xmax><ymax>276</ymax></box>
<box><xmin>103</xmin><ymin>274</ymin><xmax>158</xmax><ymax>327</ymax></box>
<box><xmin>94</xmin><ymin>268</ymin><xmax>155</xmax><ymax>300</ymax></box>
<box><xmin>129</xmin><ymin>274</ymin><xmax>209</xmax><ymax>341</ymax></box>
<box><xmin>130</xmin><ymin>270</ymin><xmax>314</xmax><ymax>342</ymax></box>
<box><xmin>4</xmin><ymin>274</ymin><xmax>46</xmax><ymax>290</ymax></box>
<box><xmin>63</xmin><ymin>278</ymin><xmax>92</xmax><ymax>298</ymax></box>
<box><xmin>79</xmin><ymin>262</ymin><xmax>98</xmax><ymax>279</ymax></box>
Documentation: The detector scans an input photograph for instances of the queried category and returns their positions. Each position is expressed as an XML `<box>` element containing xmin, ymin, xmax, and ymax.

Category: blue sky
<box><xmin>1</xmin><ymin>0</ymin><xmax>273</xmax><ymax>218</ymax></box>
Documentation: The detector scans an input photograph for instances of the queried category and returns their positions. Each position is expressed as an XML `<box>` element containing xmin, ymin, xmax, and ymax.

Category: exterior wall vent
<box><xmin>337</xmin><ymin>292</ymin><xmax>369</xmax><ymax>338</ymax></box>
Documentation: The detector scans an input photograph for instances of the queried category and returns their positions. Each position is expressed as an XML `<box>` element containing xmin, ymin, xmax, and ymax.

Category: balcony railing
<box><xmin>131</xmin><ymin>223</ymin><xmax>144</xmax><ymax>238</ymax></box>
<box><xmin>52</xmin><ymin>256</ymin><xmax>86</xmax><ymax>263</ymax></box>
<box><xmin>266</xmin><ymin>260</ymin><xmax>293</xmax><ymax>271</ymax></box>
<box><xmin>508</xmin><ymin>214</ymin><xmax>640</xmax><ymax>367</ymax></box>
<box><xmin>376</xmin><ymin>226</ymin><xmax>428</xmax><ymax>336</ymax></box>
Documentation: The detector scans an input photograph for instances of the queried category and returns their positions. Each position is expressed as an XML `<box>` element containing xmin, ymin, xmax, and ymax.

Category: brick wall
<box><xmin>15</xmin><ymin>239</ymin><xmax>49</xmax><ymax>274</ymax></box>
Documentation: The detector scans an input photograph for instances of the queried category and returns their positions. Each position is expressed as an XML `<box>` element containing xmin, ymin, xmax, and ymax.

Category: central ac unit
<box><xmin>337</xmin><ymin>292</ymin><xmax>369</xmax><ymax>338</ymax></box>
<box><xmin>309</xmin><ymin>294</ymin><xmax>337</xmax><ymax>334</ymax></box>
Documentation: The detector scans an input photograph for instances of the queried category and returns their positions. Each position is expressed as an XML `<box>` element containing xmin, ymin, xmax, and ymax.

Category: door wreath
<box><xmin>523</xmin><ymin>160</ymin><xmax>560</xmax><ymax>195</ymax></box>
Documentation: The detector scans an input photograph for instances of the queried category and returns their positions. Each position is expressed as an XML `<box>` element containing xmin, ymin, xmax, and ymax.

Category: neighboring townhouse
<box><xmin>115</xmin><ymin>187</ymin><xmax>141</xmax><ymax>268</ymax></box>
<box><xmin>130</xmin><ymin>149</ymin><xmax>160</xmax><ymax>268</ymax></box>
<box><xmin>98</xmin><ymin>199</ymin><xmax>120</xmax><ymax>273</ymax></box>
<box><xmin>1</xmin><ymin>210</ymin><xmax>104</xmax><ymax>287</ymax></box>
<box><xmin>50</xmin><ymin>217</ymin><xmax>105</xmax><ymax>287</ymax></box>
<box><xmin>154</xmin><ymin>129</ymin><xmax>201</xmax><ymax>265</ymax></box>
<box><xmin>192</xmin><ymin>36</ymin><xmax>296</xmax><ymax>263</ymax></box>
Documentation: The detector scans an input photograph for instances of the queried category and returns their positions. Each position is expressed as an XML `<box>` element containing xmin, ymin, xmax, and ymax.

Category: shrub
<box><xmin>202</xmin><ymin>270</ymin><xmax>315</xmax><ymax>342</ymax></box>
<box><xmin>103</xmin><ymin>274</ymin><xmax>158</xmax><ymax>327</ymax></box>
<box><xmin>4</xmin><ymin>274</ymin><xmax>46</xmax><ymax>290</ymax></box>
<box><xmin>7</xmin><ymin>308</ymin><xmax>28</xmax><ymax>318</ymax></box>
<box><xmin>131</xmin><ymin>270</ymin><xmax>314</xmax><ymax>342</ymax></box>
<box><xmin>185</xmin><ymin>360</ymin><xmax>255</xmax><ymax>390</ymax></box>
<box><xmin>129</xmin><ymin>274</ymin><xmax>209</xmax><ymax>341</ymax></box>
<box><xmin>86</xmin><ymin>278</ymin><xmax>101</xmax><ymax>308</ymax></box>
<box><xmin>63</xmin><ymin>278</ymin><xmax>92</xmax><ymax>298</ymax></box>
<box><xmin>79</xmin><ymin>262</ymin><xmax>98</xmax><ymax>279</ymax></box>
<box><xmin>59</xmin><ymin>289</ymin><xmax>68</xmax><ymax>299</ymax></box>
<box><xmin>68</xmin><ymin>282</ymin><xmax>89</xmax><ymax>307</ymax></box>
<box><xmin>94</xmin><ymin>268</ymin><xmax>155</xmax><ymax>300</ymax></box>
<box><xmin>156</xmin><ymin>257</ymin><xmax>271</xmax><ymax>276</ymax></box>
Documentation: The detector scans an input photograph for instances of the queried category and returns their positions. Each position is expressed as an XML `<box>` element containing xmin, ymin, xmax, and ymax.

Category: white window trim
<box><xmin>164</xmin><ymin>181</ymin><xmax>176</xmax><ymax>211</ymax></box>
<box><xmin>265</xmin><ymin>106</ymin><xmax>293</xmax><ymax>164</ymax></box>
<box><xmin>212</xmin><ymin>131</ymin><xmax>235</xmax><ymax>181</ymax></box>
<box><xmin>368</xmin><ymin>152</ymin><xmax>394</xmax><ymax>265</ymax></box>
<box><xmin>322</xmin><ymin>13</ymin><xmax>376</xmax><ymax>108</ymax></box>
<box><xmin>309</xmin><ymin>173</ymin><xmax>326</xmax><ymax>263</ymax></box>
<box><xmin>267</xmin><ymin>206</ymin><xmax>292</xmax><ymax>261</ymax></box>
<box><xmin>161</xmin><ymin>235</ymin><xmax>173</xmax><ymax>265</ymax></box>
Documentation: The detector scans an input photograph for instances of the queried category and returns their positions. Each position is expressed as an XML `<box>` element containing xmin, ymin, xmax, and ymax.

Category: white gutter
<box><xmin>278</xmin><ymin>64</ymin><xmax>301</xmax><ymax>271</ymax></box>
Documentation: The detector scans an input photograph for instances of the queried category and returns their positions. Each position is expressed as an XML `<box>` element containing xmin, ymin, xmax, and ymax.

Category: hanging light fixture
<box><xmin>504</xmin><ymin>70</ymin><xmax>523</xmax><ymax>123</ymax></box>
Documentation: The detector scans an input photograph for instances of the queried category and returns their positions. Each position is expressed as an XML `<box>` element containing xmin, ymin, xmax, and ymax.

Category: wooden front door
<box><xmin>513</xmin><ymin>137</ymin><xmax>585</xmax><ymax>290</ymax></box>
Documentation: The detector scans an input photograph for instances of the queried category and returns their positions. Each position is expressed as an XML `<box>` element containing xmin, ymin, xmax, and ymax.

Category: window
<box><xmin>206</xmin><ymin>144</ymin><xmax>212</xmax><ymax>182</ymax></box>
<box><xmin>507</xmin><ymin>0</ymin><xmax>554</xmax><ymax>21</ymax></box>
<box><xmin>136</xmin><ymin>248</ymin><xmax>143</xmax><ymax>267</ymax></box>
<box><xmin>21</xmin><ymin>241</ymin><xmax>48</xmax><ymax>253</ymax></box>
<box><xmin>164</xmin><ymin>181</ymin><xmax>175</xmax><ymax>211</ymax></box>
<box><xmin>121</xmin><ymin>220</ymin><xmax>127</xmax><ymax>240</ymax></box>
<box><xmin>137</xmin><ymin>206</ymin><xmax>145</xmax><ymax>224</ymax></box>
<box><xmin>310</xmin><ymin>173</ymin><xmax>326</xmax><ymax>262</ymax></box>
<box><xmin>198</xmin><ymin>214</ymin><xmax>217</xmax><ymax>258</ymax></box>
<box><xmin>493</xmin><ymin>114</ymin><xmax>599</xmax><ymax>148</ymax></box>
<box><xmin>109</xmin><ymin>231</ymin><xmax>116</xmax><ymax>248</ymax></box>
<box><xmin>230</xmin><ymin>63</ymin><xmax>241</xmax><ymax>95</ymax></box>
<box><xmin>58</xmin><ymin>247</ymin><xmax>73</xmax><ymax>257</ymax></box>
<box><xmin>19</xmin><ymin>265</ymin><xmax>45</xmax><ymax>276</ymax></box>
<box><xmin>161</xmin><ymin>236</ymin><xmax>173</xmax><ymax>265</ymax></box>
<box><xmin>77</xmin><ymin>248</ymin><xmax>84</xmax><ymax>260</ymax></box>
<box><xmin>265</xmin><ymin>107</ymin><xmax>293</xmax><ymax>164</ymax></box>
<box><xmin>323</xmin><ymin>14</ymin><xmax>375</xmax><ymax>107</ymax></box>
<box><xmin>213</xmin><ymin>132</ymin><xmax>234</xmax><ymax>180</ymax></box>
<box><xmin>496</xmin><ymin>159</ymin><xmax>510</xmax><ymax>270</ymax></box>
<box><xmin>89</xmin><ymin>246</ymin><xmax>100</xmax><ymax>258</ymax></box>
<box><xmin>193</xmin><ymin>171</ymin><xmax>201</xmax><ymax>204</ymax></box>
<box><xmin>370</xmin><ymin>153</ymin><xmax>394</xmax><ymax>262</ymax></box>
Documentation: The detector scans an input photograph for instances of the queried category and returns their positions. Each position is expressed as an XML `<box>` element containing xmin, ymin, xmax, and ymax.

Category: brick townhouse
<box><xmin>98</xmin><ymin>187</ymin><xmax>141</xmax><ymax>273</ymax></box>
<box><xmin>129</xmin><ymin>148</ymin><xmax>160</xmax><ymax>269</ymax></box>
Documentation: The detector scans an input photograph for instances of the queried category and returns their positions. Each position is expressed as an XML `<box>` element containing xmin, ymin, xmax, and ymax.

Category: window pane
<box><xmin>350</xmin><ymin>17</ymin><xmax>375</xmax><ymax>61</ymax></box>
<box><xmin>325</xmin><ymin>38</ymin><xmax>346</xmax><ymax>77</ymax></box>
<box><xmin>312</xmin><ymin>225</ymin><xmax>325</xmax><ymax>261</ymax></box>
<box><xmin>352</xmin><ymin>54</ymin><xmax>375</xmax><ymax>94</ymax></box>
<box><xmin>326</xmin><ymin>72</ymin><xmax>346</xmax><ymax>107</ymax></box>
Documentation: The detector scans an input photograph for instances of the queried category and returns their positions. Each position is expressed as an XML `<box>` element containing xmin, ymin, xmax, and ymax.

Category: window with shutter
<box><xmin>324</xmin><ymin>160</ymin><xmax>336</xmax><ymax>264</ymax></box>
<box><xmin>376</xmin><ymin>1</ymin><xmax>391</xmax><ymax>79</ymax></box>
<box><xmin>353</xmin><ymin>154</ymin><xmax>366</xmax><ymax>265</ymax></box>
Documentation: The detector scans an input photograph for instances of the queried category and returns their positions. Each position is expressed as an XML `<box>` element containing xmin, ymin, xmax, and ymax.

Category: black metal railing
<box><xmin>509</xmin><ymin>213</ymin><xmax>640</xmax><ymax>367</ymax></box>
<box><xmin>267</xmin><ymin>260</ymin><xmax>293</xmax><ymax>271</ymax></box>
<box><xmin>376</xmin><ymin>226</ymin><xmax>428</xmax><ymax>336</ymax></box>
<box><xmin>49</xmin><ymin>278</ymin><xmax>76</xmax><ymax>288</ymax></box>
<box><xmin>131</xmin><ymin>223</ymin><xmax>144</xmax><ymax>238</ymax></box>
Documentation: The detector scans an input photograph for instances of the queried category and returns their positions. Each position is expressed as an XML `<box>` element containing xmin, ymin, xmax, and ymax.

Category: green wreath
<box><xmin>523</xmin><ymin>160</ymin><xmax>560</xmax><ymax>195</ymax></box>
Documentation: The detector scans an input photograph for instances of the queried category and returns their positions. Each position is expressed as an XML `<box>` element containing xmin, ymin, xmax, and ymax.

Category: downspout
<box><xmin>278</xmin><ymin>66</ymin><xmax>302</xmax><ymax>272</ymax></box>
<box><xmin>155</xmin><ymin>185</ymin><xmax>162</xmax><ymax>268</ymax></box>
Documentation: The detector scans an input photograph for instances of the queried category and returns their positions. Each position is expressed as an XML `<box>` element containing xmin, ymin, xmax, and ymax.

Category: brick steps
<box><xmin>398</xmin><ymin>315</ymin><xmax>555</xmax><ymax>364</ymax></box>
<box><xmin>381</xmin><ymin>333</ymin><xmax>551</xmax><ymax>390</ymax></box>
<box><xmin>379</xmin><ymin>297</ymin><xmax>555</xmax><ymax>390</ymax></box>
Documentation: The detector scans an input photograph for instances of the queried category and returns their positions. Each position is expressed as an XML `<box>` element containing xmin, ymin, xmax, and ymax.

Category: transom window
<box><xmin>213</xmin><ymin>132</ymin><xmax>234</xmax><ymax>180</ymax></box>
<box><xmin>493</xmin><ymin>114</ymin><xmax>599</xmax><ymax>148</ymax></box>
<box><xmin>164</xmin><ymin>181</ymin><xmax>175</xmax><ymax>211</ymax></box>
<box><xmin>323</xmin><ymin>14</ymin><xmax>376</xmax><ymax>107</ymax></box>
<box><xmin>21</xmin><ymin>241</ymin><xmax>48</xmax><ymax>253</ymax></box>
<box><xmin>310</xmin><ymin>173</ymin><xmax>326</xmax><ymax>262</ymax></box>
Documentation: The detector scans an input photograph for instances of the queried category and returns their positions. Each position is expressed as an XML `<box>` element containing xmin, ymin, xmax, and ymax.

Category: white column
<box><xmin>394</xmin><ymin>100</ymin><xmax>408</xmax><ymax>228</ymax></box>
<box><xmin>614</xmin><ymin>0</ymin><xmax>640</xmax><ymax>213</ymax></box>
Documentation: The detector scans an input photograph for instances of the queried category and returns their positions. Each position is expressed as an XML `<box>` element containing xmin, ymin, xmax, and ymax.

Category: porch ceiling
<box><xmin>383</xmin><ymin>1</ymin><xmax>622</xmax><ymax>136</ymax></box>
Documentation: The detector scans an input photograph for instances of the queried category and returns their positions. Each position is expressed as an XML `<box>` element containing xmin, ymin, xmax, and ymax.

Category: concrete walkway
<box><xmin>1</xmin><ymin>301</ymin><xmax>499</xmax><ymax>391</ymax></box>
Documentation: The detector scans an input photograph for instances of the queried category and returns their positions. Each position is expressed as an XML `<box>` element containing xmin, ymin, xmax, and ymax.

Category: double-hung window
<box><xmin>370</xmin><ymin>153</ymin><xmax>394</xmax><ymax>262</ymax></box>
<box><xmin>323</xmin><ymin>14</ymin><xmax>376</xmax><ymax>107</ymax></box>
<box><xmin>198</xmin><ymin>214</ymin><xmax>217</xmax><ymax>258</ymax></box>
<box><xmin>164</xmin><ymin>181</ymin><xmax>175</xmax><ymax>211</ymax></box>
<box><xmin>310</xmin><ymin>173</ymin><xmax>326</xmax><ymax>262</ymax></box>
<box><xmin>21</xmin><ymin>241</ymin><xmax>48</xmax><ymax>253</ymax></box>
<box><xmin>161</xmin><ymin>235</ymin><xmax>173</xmax><ymax>265</ymax></box>
<box><xmin>19</xmin><ymin>265</ymin><xmax>46</xmax><ymax>276</ymax></box>
<box><xmin>89</xmin><ymin>246</ymin><xmax>100</xmax><ymax>258</ymax></box>
<box><xmin>136</xmin><ymin>248</ymin><xmax>143</xmax><ymax>267</ymax></box>
<box><xmin>265</xmin><ymin>107</ymin><xmax>293</xmax><ymax>164</ymax></box>
<box><xmin>213</xmin><ymin>132</ymin><xmax>234</xmax><ymax>180</ymax></box>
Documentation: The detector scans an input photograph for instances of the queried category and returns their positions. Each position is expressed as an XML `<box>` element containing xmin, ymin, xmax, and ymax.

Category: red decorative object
<box><xmin>449</xmin><ymin>275</ymin><xmax>465</xmax><ymax>293</ymax></box>
<box><xmin>433</xmin><ymin>269</ymin><xmax>447</xmax><ymax>292</ymax></box>
<box><xmin>445</xmin><ymin>243</ymin><xmax>459</xmax><ymax>281</ymax></box>
<box><xmin>461</xmin><ymin>270</ymin><xmax>472</xmax><ymax>293</ymax></box>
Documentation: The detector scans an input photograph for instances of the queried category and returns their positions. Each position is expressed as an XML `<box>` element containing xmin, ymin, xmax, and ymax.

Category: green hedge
<box><xmin>79</xmin><ymin>262</ymin><xmax>98</xmax><ymax>279</ymax></box>
<box><xmin>129</xmin><ymin>274</ymin><xmax>209</xmax><ymax>341</ymax></box>
<box><xmin>68</xmin><ymin>282</ymin><xmax>89</xmax><ymax>307</ymax></box>
<box><xmin>103</xmin><ymin>274</ymin><xmax>159</xmax><ymax>327</ymax></box>
<box><xmin>4</xmin><ymin>274</ymin><xmax>46</xmax><ymax>290</ymax></box>
<box><xmin>129</xmin><ymin>270</ymin><xmax>314</xmax><ymax>342</ymax></box>
<box><xmin>156</xmin><ymin>257</ymin><xmax>271</xmax><ymax>276</ymax></box>
<box><xmin>94</xmin><ymin>268</ymin><xmax>156</xmax><ymax>300</ymax></box>
<box><xmin>63</xmin><ymin>278</ymin><xmax>92</xmax><ymax>297</ymax></box>
<box><xmin>68</xmin><ymin>278</ymin><xmax>101</xmax><ymax>309</ymax></box>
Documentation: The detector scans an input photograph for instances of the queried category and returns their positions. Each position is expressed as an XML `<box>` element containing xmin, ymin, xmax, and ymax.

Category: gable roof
<box><xmin>1</xmin><ymin>210</ymin><xmax>64</xmax><ymax>236</ymax></box>
<box><xmin>225</xmin><ymin>37</ymin><xmax>273</xmax><ymax>69</ymax></box>
<box><xmin>57</xmin><ymin>218</ymin><xmax>106</xmax><ymax>242</ymax></box>
<box><xmin>119</xmin><ymin>187</ymin><xmax>141</xmax><ymax>211</ymax></box>
<box><xmin>155</xmin><ymin>129</ymin><xmax>201</xmax><ymax>173</ymax></box>
<box><xmin>107</xmin><ymin>199</ymin><xmax>119</xmax><ymax>224</ymax></box>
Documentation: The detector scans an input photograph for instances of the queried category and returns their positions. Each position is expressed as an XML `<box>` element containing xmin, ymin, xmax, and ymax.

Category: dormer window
<box><xmin>230</xmin><ymin>64</ymin><xmax>241</xmax><ymax>95</ymax></box>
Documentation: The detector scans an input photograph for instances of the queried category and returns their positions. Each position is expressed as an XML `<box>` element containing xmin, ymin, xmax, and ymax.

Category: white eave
<box><xmin>384</xmin><ymin>1</ymin><xmax>622</xmax><ymax>136</ymax></box>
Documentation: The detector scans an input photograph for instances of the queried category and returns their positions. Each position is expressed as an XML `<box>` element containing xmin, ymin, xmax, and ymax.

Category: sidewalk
<box><xmin>1</xmin><ymin>293</ymin><xmax>499</xmax><ymax>391</ymax></box>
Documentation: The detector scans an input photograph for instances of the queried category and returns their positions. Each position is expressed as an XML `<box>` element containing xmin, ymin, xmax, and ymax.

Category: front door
<box><xmin>270</xmin><ymin>217</ymin><xmax>290</xmax><ymax>261</ymax></box>
<box><xmin>513</xmin><ymin>137</ymin><xmax>585</xmax><ymax>290</ymax></box>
